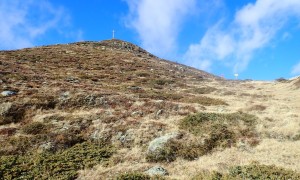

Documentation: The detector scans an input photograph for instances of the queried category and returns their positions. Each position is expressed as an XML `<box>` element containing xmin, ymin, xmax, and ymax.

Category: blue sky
<box><xmin>1</xmin><ymin>0</ymin><xmax>300</xmax><ymax>80</ymax></box>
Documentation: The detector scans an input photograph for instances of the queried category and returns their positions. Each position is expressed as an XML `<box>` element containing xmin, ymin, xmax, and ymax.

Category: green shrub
<box><xmin>275</xmin><ymin>78</ymin><xmax>288</xmax><ymax>83</ymax></box>
<box><xmin>116</xmin><ymin>172</ymin><xmax>151</xmax><ymax>180</ymax></box>
<box><xmin>136</xmin><ymin>71</ymin><xmax>151</xmax><ymax>77</ymax></box>
<box><xmin>229</xmin><ymin>163</ymin><xmax>300</xmax><ymax>179</ymax></box>
<box><xmin>22</xmin><ymin>122</ymin><xmax>48</xmax><ymax>135</ymax></box>
<box><xmin>185</xmin><ymin>96</ymin><xmax>228</xmax><ymax>106</ymax></box>
<box><xmin>193</xmin><ymin>87</ymin><xmax>217</xmax><ymax>94</ymax></box>
<box><xmin>0</xmin><ymin>141</ymin><xmax>114</xmax><ymax>180</ymax></box>
<box><xmin>178</xmin><ymin>112</ymin><xmax>258</xmax><ymax>158</ymax></box>
<box><xmin>152</xmin><ymin>79</ymin><xmax>175</xmax><ymax>86</ymax></box>
<box><xmin>293</xmin><ymin>133</ymin><xmax>300</xmax><ymax>141</ymax></box>
<box><xmin>180</xmin><ymin>112</ymin><xmax>257</xmax><ymax>136</ymax></box>
<box><xmin>145</xmin><ymin>112</ymin><xmax>258</xmax><ymax>162</ymax></box>
<box><xmin>138</xmin><ymin>91</ymin><xmax>183</xmax><ymax>101</ymax></box>
<box><xmin>192</xmin><ymin>171</ymin><xmax>227</xmax><ymax>180</ymax></box>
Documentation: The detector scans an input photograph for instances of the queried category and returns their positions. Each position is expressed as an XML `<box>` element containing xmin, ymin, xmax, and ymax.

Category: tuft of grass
<box><xmin>0</xmin><ymin>141</ymin><xmax>114</xmax><ymax>180</ymax></box>
<box><xmin>22</xmin><ymin>122</ymin><xmax>48</xmax><ymax>135</ymax></box>
<box><xmin>293</xmin><ymin>133</ymin><xmax>300</xmax><ymax>141</ymax></box>
<box><xmin>247</xmin><ymin>105</ymin><xmax>267</xmax><ymax>112</ymax></box>
<box><xmin>0</xmin><ymin>103</ymin><xmax>26</xmax><ymax>125</ymax></box>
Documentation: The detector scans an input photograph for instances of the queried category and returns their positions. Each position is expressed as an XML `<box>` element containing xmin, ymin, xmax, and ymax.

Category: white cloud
<box><xmin>291</xmin><ymin>61</ymin><xmax>300</xmax><ymax>75</ymax></box>
<box><xmin>0</xmin><ymin>0</ymin><xmax>80</xmax><ymax>50</ymax></box>
<box><xmin>184</xmin><ymin>0</ymin><xmax>300</xmax><ymax>72</ymax></box>
<box><xmin>124</xmin><ymin>0</ymin><xmax>196</xmax><ymax>58</ymax></box>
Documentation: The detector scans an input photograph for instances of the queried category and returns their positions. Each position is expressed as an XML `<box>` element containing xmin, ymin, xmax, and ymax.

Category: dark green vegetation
<box><xmin>192</xmin><ymin>163</ymin><xmax>300</xmax><ymax>180</ymax></box>
<box><xmin>179</xmin><ymin>112</ymin><xmax>259</xmax><ymax>155</ymax></box>
<box><xmin>22</xmin><ymin>122</ymin><xmax>48</xmax><ymax>135</ymax></box>
<box><xmin>185</xmin><ymin>96</ymin><xmax>228</xmax><ymax>106</ymax></box>
<box><xmin>0</xmin><ymin>142</ymin><xmax>114</xmax><ymax>180</ymax></box>
<box><xmin>116</xmin><ymin>172</ymin><xmax>151</xmax><ymax>180</ymax></box>
<box><xmin>146</xmin><ymin>112</ymin><xmax>259</xmax><ymax>163</ymax></box>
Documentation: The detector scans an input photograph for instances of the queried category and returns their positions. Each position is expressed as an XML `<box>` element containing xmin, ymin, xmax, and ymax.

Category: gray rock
<box><xmin>145</xmin><ymin>166</ymin><xmax>169</xmax><ymax>176</ymax></box>
<box><xmin>59</xmin><ymin>91</ymin><xmax>70</xmax><ymax>101</ymax></box>
<box><xmin>131</xmin><ymin>111</ymin><xmax>143</xmax><ymax>117</ymax></box>
<box><xmin>38</xmin><ymin>142</ymin><xmax>55</xmax><ymax>152</ymax></box>
<box><xmin>1</xmin><ymin>90</ymin><xmax>17</xmax><ymax>97</ymax></box>
<box><xmin>156</xmin><ymin>109</ymin><xmax>163</xmax><ymax>116</ymax></box>
<box><xmin>114</xmin><ymin>129</ymin><xmax>135</xmax><ymax>146</ymax></box>
<box><xmin>148</xmin><ymin>132</ymin><xmax>181</xmax><ymax>153</ymax></box>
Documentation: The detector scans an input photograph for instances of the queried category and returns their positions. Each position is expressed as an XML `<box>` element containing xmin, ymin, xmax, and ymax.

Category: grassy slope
<box><xmin>1</xmin><ymin>40</ymin><xmax>300</xmax><ymax>179</ymax></box>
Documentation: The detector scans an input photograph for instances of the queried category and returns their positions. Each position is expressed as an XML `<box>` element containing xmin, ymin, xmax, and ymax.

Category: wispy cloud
<box><xmin>124</xmin><ymin>0</ymin><xmax>196</xmax><ymax>58</ymax></box>
<box><xmin>0</xmin><ymin>0</ymin><xmax>81</xmax><ymax>50</ymax></box>
<box><xmin>291</xmin><ymin>61</ymin><xmax>300</xmax><ymax>76</ymax></box>
<box><xmin>184</xmin><ymin>0</ymin><xmax>300</xmax><ymax>73</ymax></box>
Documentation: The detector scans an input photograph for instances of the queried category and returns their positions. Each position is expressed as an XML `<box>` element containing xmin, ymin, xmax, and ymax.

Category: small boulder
<box><xmin>38</xmin><ymin>142</ymin><xmax>55</xmax><ymax>153</ymax></box>
<box><xmin>1</xmin><ymin>90</ymin><xmax>17</xmax><ymax>97</ymax></box>
<box><xmin>148</xmin><ymin>132</ymin><xmax>181</xmax><ymax>153</ymax></box>
<box><xmin>145</xmin><ymin>166</ymin><xmax>169</xmax><ymax>176</ymax></box>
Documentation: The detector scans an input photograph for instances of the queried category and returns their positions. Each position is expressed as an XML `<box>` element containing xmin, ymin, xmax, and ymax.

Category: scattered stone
<box><xmin>156</xmin><ymin>109</ymin><xmax>164</xmax><ymax>116</ymax></box>
<box><xmin>154</xmin><ymin>100</ymin><xmax>164</xmax><ymax>103</ymax></box>
<box><xmin>59</xmin><ymin>91</ymin><xmax>70</xmax><ymax>101</ymax></box>
<box><xmin>145</xmin><ymin>166</ymin><xmax>169</xmax><ymax>176</ymax></box>
<box><xmin>65</xmin><ymin>77</ymin><xmax>80</xmax><ymax>83</ymax></box>
<box><xmin>127</xmin><ymin>86</ymin><xmax>142</xmax><ymax>91</ymax></box>
<box><xmin>1</xmin><ymin>90</ymin><xmax>17</xmax><ymax>97</ymax></box>
<box><xmin>147</xmin><ymin>132</ymin><xmax>181</xmax><ymax>153</ymax></box>
<box><xmin>131</xmin><ymin>111</ymin><xmax>143</xmax><ymax>117</ymax></box>
<box><xmin>114</xmin><ymin>129</ymin><xmax>135</xmax><ymax>147</ymax></box>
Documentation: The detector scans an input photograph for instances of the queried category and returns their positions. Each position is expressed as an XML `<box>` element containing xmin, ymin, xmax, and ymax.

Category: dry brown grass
<box><xmin>1</xmin><ymin>40</ymin><xmax>300</xmax><ymax>179</ymax></box>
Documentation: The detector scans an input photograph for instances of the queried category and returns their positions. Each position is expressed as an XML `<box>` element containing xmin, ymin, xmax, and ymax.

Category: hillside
<box><xmin>1</xmin><ymin>39</ymin><xmax>300</xmax><ymax>179</ymax></box>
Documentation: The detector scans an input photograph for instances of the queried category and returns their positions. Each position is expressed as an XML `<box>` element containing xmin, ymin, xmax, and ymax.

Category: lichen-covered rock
<box><xmin>145</xmin><ymin>166</ymin><xmax>168</xmax><ymax>176</ymax></box>
<box><xmin>1</xmin><ymin>90</ymin><xmax>17</xmax><ymax>97</ymax></box>
<box><xmin>147</xmin><ymin>132</ymin><xmax>180</xmax><ymax>153</ymax></box>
